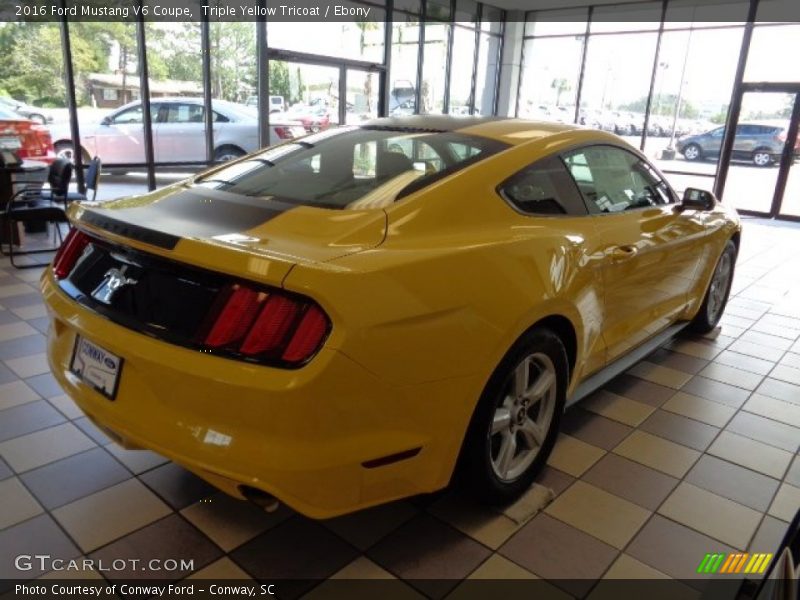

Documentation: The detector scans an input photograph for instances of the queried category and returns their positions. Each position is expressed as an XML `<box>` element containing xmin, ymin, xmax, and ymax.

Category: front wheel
<box><xmin>460</xmin><ymin>327</ymin><xmax>567</xmax><ymax>505</ymax></box>
<box><xmin>55</xmin><ymin>141</ymin><xmax>76</xmax><ymax>163</ymax></box>
<box><xmin>689</xmin><ymin>240</ymin><xmax>737</xmax><ymax>334</ymax></box>
<box><xmin>683</xmin><ymin>143</ymin><xmax>702</xmax><ymax>161</ymax></box>
<box><xmin>214</xmin><ymin>145</ymin><xmax>245</xmax><ymax>163</ymax></box>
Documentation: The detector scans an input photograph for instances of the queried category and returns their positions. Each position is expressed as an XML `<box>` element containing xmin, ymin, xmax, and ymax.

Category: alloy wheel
<box><xmin>753</xmin><ymin>152</ymin><xmax>771</xmax><ymax>167</ymax></box>
<box><xmin>684</xmin><ymin>145</ymin><xmax>700</xmax><ymax>160</ymax></box>
<box><xmin>707</xmin><ymin>251</ymin><xmax>733</xmax><ymax>324</ymax></box>
<box><xmin>489</xmin><ymin>353</ymin><xmax>557</xmax><ymax>482</ymax></box>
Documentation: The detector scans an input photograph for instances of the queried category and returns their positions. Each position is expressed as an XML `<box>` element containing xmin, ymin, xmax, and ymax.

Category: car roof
<box><xmin>361</xmin><ymin>116</ymin><xmax>581</xmax><ymax>146</ymax></box>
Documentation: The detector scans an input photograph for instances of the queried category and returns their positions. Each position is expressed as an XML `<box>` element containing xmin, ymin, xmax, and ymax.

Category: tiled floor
<box><xmin>0</xmin><ymin>218</ymin><xmax>799</xmax><ymax>598</ymax></box>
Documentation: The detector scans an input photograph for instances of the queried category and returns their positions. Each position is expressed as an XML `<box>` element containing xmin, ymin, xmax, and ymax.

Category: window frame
<box><xmin>496</xmin><ymin>153</ymin><xmax>591</xmax><ymax>218</ymax></box>
<box><xmin>558</xmin><ymin>143</ymin><xmax>679</xmax><ymax>215</ymax></box>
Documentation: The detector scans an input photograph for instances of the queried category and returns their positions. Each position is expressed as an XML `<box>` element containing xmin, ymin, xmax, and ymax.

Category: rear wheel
<box><xmin>752</xmin><ymin>148</ymin><xmax>772</xmax><ymax>167</ymax></box>
<box><xmin>214</xmin><ymin>145</ymin><xmax>245</xmax><ymax>162</ymax></box>
<box><xmin>689</xmin><ymin>240</ymin><xmax>737</xmax><ymax>334</ymax></box>
<box><xmin>55</xmin><ymin>141</ymin><xmax>76</xmax><ymax>163</ymax></box>
<box><xmin>460</xmin><ymin>327</ymin><xmax>567</xmax><ymax>505</ymax></box>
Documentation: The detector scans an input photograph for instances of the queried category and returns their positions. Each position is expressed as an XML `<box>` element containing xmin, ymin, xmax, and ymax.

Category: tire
<box><xmin>29</xmin><ymin>113</ymin><xmax>46</xmax><ymax>125</ymax></box>
<box><xmin>55</xmin><ymin>141</ymin><xmax>76</xmax><ymax>163</ymax></box>
<box><xmin>752</xmin><ymin>148</ymin><xmax>772</xmax><ymax>167</ymax></box>
<box><xmin>459</xmin><ymin>327</ymin><xmax>568</xmax><ymax>505</ymax></box>
<box><xmin>214</xmin><ymin>145</ymin><xmax>245</xmax><ymax>162</ymax></box>
<box><xmin>683</xmin><ymin>143</ymin><xmax>702</xmax><ymax>161</ymax></box>
<box><xmin>689</xmin><ymin>240</ymin><xmax>737</xmax><ymax>334</ymax></box>
<box><xmin>309</xmin><ymin>122</ymin><xmax>322</xmax><ymax>133</ymax></box>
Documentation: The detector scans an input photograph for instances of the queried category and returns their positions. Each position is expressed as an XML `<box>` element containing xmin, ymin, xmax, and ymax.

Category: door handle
<box><xmin>609</xmin><ymin>245</ymin><xmax>639</xmax><ymax>261</ymax></box>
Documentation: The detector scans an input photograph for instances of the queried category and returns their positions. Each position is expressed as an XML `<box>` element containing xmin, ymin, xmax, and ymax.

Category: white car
<box><xmin>51</xmin><ymin>97</ymin><xmax>305</xmax><ymax>165</ymax></box>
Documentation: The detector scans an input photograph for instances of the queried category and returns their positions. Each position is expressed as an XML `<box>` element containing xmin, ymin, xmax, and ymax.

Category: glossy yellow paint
<box><xmin>43</xmin><ymin>121</ymin><xmax>740</xmax><ymax>518</ymax></box>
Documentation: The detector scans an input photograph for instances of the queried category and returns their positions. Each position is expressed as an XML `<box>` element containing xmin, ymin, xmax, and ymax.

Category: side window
<box><xmin>111</xmin><ymin>106</ymin><xmax>144</xmax><ymax>125</ymax></box>
<box><xmin>500</xmin><ymin>155</ymin><xmax>588</xmax><ymax>216</ymax></box>
<box><xmin>165</xmin><ymin>103</ymin><xmax>204</xmax><ymax>124</ymax></box>
<box><xmin>213</xmin><ymin>111</ymin><xmax>229</xmax><ymax>123</ymax></box>
<box><xmin>710</xmin><ymin>127</ymin><xmax>725</xmax><ymax>138</ymax></box>
<box><xmin>563</xmin><ymin>146</ymin><xmax>673</xmax><ymax>213</ymax></box>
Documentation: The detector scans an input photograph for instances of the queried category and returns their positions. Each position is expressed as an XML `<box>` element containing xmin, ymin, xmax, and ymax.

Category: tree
<box><xmin>551</xmin><ymin>78</ymin><xmax>571</xmax><ymax>107</ymax></box>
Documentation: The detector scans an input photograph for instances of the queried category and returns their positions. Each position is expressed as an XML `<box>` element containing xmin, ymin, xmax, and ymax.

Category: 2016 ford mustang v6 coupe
<box><xmin>42</xmin><ymin>116</ymin><xmax>740</xmax><ymax>518</ymax></box>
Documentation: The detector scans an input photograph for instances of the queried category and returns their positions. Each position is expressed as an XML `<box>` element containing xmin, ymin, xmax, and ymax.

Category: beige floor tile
<box><xmin>658</xmin><ymin>482</ymin><xmax>762</xmax><ymax>549</ymax></box>
<box><xmin>662</xmin><ymin>392</ymin><xmax>736</xmax><ymax>428</ymax></box>
<box><xmin>768</xmin><ymin>483</ymin><xmax>800</xmax><ymax>522</ymax></box>
<box><xmin>546</xmin><ymin>433</ymin><xmax>605</xmax><ymax>477</ymax></box>
<box><xmin>52</xmin><ymin>479</ymin><xmax>171</xmax><ymax>552</ymax></box>
<box><xmin>0</xmin><ymin>477</ymin><xmax>43</xmax><ymax>529</ymax></box>
<box><xmin>429</xmin><ymin>494</ymin><xmax>522</xmax><ymax>549</ymax></box>
<box><xmin>582</xmin><ymin>390</ymin><xmax>655</xmax><ymax>426</ymax></box>
<box><xmin>545</xmin><ymin>481</ymin><xmax>650</xmax><ymax>549</ymax></box>
<box><xmin>331</xmin><ymin>557</ymin><xmax>396</xmax><ymax>580</ymax></box>
<box><xmin>707</xmin><ymin>431</ymin><xmax>793</xmax><ymax>479</ymax></box>
<box><xmin>0</xmin><ymin>321</ymin><xmax>37</xmax><ymax>342</ymax></box>
<box><xmin>0</xmin><ymin>283</ymin><xmax>36</xmax><ymax>298</ymax></box>
<box><xmin>104</xmin><ymin>445</ymin><xmax>169</xmax><ymax>473</ymax></box>
<box><xmin>48</xmin><ymin>394</ymin><xmax>84</xmax><ymax>420</ymax></box>
<box><xmin>0</xmin><ymin>380</ymin><xmax>40</xmax><ymax>411</ymax></box>
<box><xmin>468</xmin><ymin>554</ymin><xmax>538</xmax><ymax>580</ymax></box>
<box><xmin>627</xmin><ymin>361</ymin><xmax>693</xmax><ymax>389</ymax></box>
<box><xmin>602</xmin><ymin>554</ymin><xmax>670</xmax><ymax>579</ymax></box>
<box><xmin>744</xmin><ymin>394</ymin><xmax>800</xmax><ymax>428</ymax></box>
<box><xmin>699</xmin><ymin>363</ymin><xmax>764</xmax><ymax>390</ymax></box>
<box><xmin>613</xmin><ymin>430</ymin><xmax>700</xmax><ymax>478</ymax></box>
<box><xmin>11</xmin><ymin>304</ymin><xmax>48</xmax><ymax>321</ymax></box>
<box><xmin>667</xmin><ymin>339</ymin><xmax>722</xmax><ymax>360</ymax></box>
<box><xmin>502</xmin><ymin>483</ymin><xmax>556</xmax><ymax>525</ymax></box>
<box><xmin>0</xmin><ymin>422</ymin><xmax>95</xmax><ymax>472</ymax></box>
<box><xmin>769</xmin><ymin>364</ymin><xmax>800</xmax><ymax>387</ymax></box>
<box><xmin>5</xmin><ymin>353</ymin><xmax>50</xmax><ymax>378</ymax></box>
<box><xmin>181</xmin><ymin>492</ymin><xmax>291</xmax><ymax>552</ymax></box>
<box><xmin>188</xmin><ymin>557</ymin><xmax>252</xmax><ymax>580</ymax></box>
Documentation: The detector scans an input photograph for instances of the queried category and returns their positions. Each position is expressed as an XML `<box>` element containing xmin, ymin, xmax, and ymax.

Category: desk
<box><xmin>0</xmin><ymin>159</ymin><xmax>48</xmax><ymax>244</ymax></box>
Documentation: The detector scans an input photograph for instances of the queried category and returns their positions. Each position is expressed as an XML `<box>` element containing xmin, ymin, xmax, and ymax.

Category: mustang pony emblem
<box><xmin>91</xmin><ymin>268</ymin><xmax>138</xmax><ymax>305</ymax></box>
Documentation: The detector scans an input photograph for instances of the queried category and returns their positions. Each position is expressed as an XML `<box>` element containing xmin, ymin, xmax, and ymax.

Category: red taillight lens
<box><xmin>202</xmin><ymin>283</ymin><xmax>329</xmax><ymax>365</ymax></box>
<box><xmin>240</xmin><ymin>295</ymin><xmax>300</xmax><ymax>355</ymax></box>
<box><xmin>274</xmin><ymin>126</ymin><xmax>293</xmax><ymax>140</ymax></box>
<box><xmin>282</xmin><ymin>305</ymin><xmax>329</xmax><ymax>363</ymax></box>
<box><xmin>53</xmin><ymin>229</ymin><xmax>90</xmax><ymax>279</ymax></box>
<box><xmin>204</xmin><ymin>286</ymin><xmax>263</xmax><ymax>347</ymax></box>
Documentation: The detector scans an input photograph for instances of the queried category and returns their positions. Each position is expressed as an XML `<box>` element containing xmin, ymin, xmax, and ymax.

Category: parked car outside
<box><xmin>50</xmin><ymin>98</ymin><xmax>306</xmax><ymax>165</ymax></box>
<box><xmin>282</xmin><ymin>104</ymin><xmax>332</xmax><ymax>133</ymax></box>
<box><xmin>0</xmin><ymin>105</ymin><xmax>56</xmax><ymax>163</ymax></box>
<box><xmin>43</xmin><ymin>116</ymin><xmax>740</xmax><ymax>518</ymax></box>
<box><xmin>676</xmin><ymin>121</ymin><xmax>799</xmax><ymax>166</ymax></box>
<box><xmin>245</xmin><ymin>95</ymin><xmax>286</xmax><ymax>113</ymax></box>
<box><xmin>0</xmin><ymin>96</ymin><xmax>53</xmax><ymax>125</ymax></box>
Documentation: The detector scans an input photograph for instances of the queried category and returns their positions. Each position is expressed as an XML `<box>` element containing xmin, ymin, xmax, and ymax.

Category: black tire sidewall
<box><xmin>460</xmin><ymin>327</ymin><xmax>568</xmax><ymax>505</ymax></box>
<box><xmin>690</xmin><ymin>240</ymin><xmax>737</xmax><ymax>333</ymax></box>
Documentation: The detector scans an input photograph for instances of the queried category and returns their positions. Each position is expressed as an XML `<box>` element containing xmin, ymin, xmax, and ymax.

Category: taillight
<box><xmin>777</xmin><ymin>131</ymin><xmax>787</xmax><ymax>143</ymax></box>
<box><xmin>201</xmin><ymin>283</ymin><xmax>330</xmax><ymax>365</ymax></box>
<box><xmin>53</xmin><ymin>229</ymin><xmax>90</xmax><ymax>279</ymax></box>
<box><xmin>274</xmin><ymin>126</ymin><xmax>293</xmax><ymax>140</ymax></box>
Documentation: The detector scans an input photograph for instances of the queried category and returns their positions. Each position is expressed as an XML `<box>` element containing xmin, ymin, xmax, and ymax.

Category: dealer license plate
<box><xmin>70</xmin><ymin>336</ymin><xmax>123</xmax><ymax>400</ymax></box>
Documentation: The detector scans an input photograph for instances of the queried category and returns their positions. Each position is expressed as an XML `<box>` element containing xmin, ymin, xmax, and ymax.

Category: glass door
<box><xmin>778</xmin><ymin>94</ymin><xmax>800</xmax><ymax>218</ymax></box>
<box><xmin>345</xmin><ymin>69</ymin><xmax>380</xmax><ymax>125</ymax></box>
<box><xmin>270</xmin><ymin>61</ymin><xmax>341</xmax><ymax>134</ymax></box>
<box><xmin>721</xmin><ymin>91</ymin><xmax>796</xmax><ymax>214</ymax></box>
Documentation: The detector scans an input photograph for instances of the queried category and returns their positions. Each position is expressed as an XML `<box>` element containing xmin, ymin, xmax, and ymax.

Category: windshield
<box><xmin>194</xmin><ymin>126</ymin><xmax>508</xmax><ymax>210</ymax></box>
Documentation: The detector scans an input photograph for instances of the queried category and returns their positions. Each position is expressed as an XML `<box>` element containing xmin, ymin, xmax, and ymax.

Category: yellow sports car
<box><xmin>42</xmin><ymin>116</ymin><xmax>740</xmax><ymax>518</ymax></box>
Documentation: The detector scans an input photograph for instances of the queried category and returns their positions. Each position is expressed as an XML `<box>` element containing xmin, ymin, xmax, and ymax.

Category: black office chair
<box><xmin>67</xmin><ymin>156</ymin><xmax>101</xmax><ymax>202</ymax></box>
<box><xmin>2</xmin><ymin>157</ymin><xmax>72</xmax><ymax>269</ymax></box>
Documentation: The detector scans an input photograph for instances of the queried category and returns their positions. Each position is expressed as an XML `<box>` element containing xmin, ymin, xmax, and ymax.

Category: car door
<box><xmin>732</xmin><ymin>124</ymin><xmax>757</xmax><ymax>160</ymax></box>
<box><xmin>155</xmin><ymin>102</ymin><xmax>205</xmax><ymax>163</ymax></box>
<box><xmin>562</xmin><ymin>145</ymin><xmax>708</xmax><ymax>363</ymax></box>
<box><xmin>94</xmin><ymin>104</ymin><xmax>151</xmax><ymax>165</ymax></box>
<box><xmin>703</xmin><ymin>126</ymin><xmax>725</xmax><ymax>157</ymax></box>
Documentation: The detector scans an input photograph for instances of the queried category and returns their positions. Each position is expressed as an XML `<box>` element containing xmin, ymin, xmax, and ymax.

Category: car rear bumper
<box><xmin>42</xmin><ymin>271</ymin><xmax>468</xmax><ymax>518</ymax></box>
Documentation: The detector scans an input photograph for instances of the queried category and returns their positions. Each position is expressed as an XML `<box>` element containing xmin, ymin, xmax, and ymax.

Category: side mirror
<box><xmin>680</xmin><ymin>187</ymin><xmax>717</xmax><ymax>211</ymax></box>
<box><xmin>100</xmin><ymin>116</ymin><xmax>111</xmax><ymax>126</ymax></box>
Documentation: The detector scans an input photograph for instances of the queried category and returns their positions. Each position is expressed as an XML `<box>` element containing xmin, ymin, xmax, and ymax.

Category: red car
<box><xmin>286</xmin><ymin>105</ymin><xmax>331</xmax><ymax>133</ymax></box>
<box><xmin>0</xmin><ymin>105</ymin><xmax>56</xmax><ymax>164</ymax></box>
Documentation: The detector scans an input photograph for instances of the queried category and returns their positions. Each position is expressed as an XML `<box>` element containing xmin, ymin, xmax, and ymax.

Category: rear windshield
<box><xmin>193</xmin><ymin>126</ymin><xmax>508</xmax><ymax>210</ymax></box>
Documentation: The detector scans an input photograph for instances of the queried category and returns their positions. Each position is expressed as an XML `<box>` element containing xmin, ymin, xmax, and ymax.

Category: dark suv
<box><xmin>676</xmin><ymin>122</ymin><xmax>798</xmax><ymax>167</ymax></box>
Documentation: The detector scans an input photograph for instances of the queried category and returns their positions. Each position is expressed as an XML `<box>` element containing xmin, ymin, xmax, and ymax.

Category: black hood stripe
<box><xmin>78</xmin><ymin>187</ymin><xmax>294</xmax><ymax>249</ymax></box>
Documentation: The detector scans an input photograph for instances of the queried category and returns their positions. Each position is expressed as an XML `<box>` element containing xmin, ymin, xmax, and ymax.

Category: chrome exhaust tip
<box><xmin>240</xmin><ymin>486</ymin><xmax>280</xmax><ymax>513</ymax></box>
